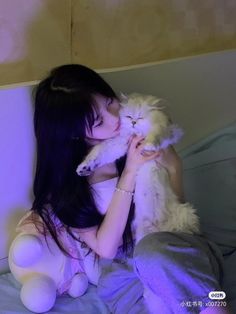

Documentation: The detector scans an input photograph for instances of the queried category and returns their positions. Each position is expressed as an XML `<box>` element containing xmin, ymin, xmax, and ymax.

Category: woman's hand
<box><xmin>124</xmin><ymin>135</ymin><xmax>160</xmax><ymax>174</ymax></box>
<box><xmin>155</xmin><ymin>145</ymin><xmax>182</xmax><ymax>175</ymax></box>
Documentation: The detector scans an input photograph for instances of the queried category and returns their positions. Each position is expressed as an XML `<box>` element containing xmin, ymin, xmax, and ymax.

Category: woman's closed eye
<box><xmin>94</xmin><ymin>117</ymin><xmax>103</xmax><ymax>127</ymax></box>
<box><xmin>94</xmin><ymin>98</ymin><xmax>113</xmax><ymax>127</ymax></box>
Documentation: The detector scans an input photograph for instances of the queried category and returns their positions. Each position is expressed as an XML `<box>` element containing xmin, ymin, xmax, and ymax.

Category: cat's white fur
<box><xmin>76</xmin><ymin>93</ymin><xmax>200</xmax><ymax>314</ymax></box>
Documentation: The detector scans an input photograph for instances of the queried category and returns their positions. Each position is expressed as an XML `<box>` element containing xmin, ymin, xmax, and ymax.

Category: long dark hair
<box><xmin>31</xmin><ymin>64</ymin><xmax>134</xmax><ymax>258</ymax></box>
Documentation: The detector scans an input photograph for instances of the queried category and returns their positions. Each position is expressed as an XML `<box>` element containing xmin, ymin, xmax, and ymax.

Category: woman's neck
<box><xmin>88</xmin><ymin>162</ymin><xmax>118</xmax><ymax>184</ymax></box>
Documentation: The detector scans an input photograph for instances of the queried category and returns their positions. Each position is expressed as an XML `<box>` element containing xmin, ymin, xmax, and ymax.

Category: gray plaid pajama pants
<box><xmin>97</xmin><ymin>232</ymin><xmax>225</xmax><ymax>314</ymax></box>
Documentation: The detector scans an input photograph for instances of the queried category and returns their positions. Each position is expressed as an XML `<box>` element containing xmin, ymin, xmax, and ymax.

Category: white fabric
<box><xmin>91</xmin><ymin>177</ymin><xmax>118</xmax><ymax>215</ymax></box>
<box><xmin>0</xmin><ymin>273</ymin><xmax>109</xmax><ymax>314</ymax></box>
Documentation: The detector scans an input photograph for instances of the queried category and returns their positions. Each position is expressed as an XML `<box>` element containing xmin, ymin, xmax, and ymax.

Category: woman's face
<box><xmin>85</xmin><ymin>94</ymin><xmax>121</xmax><ymax>145</ymax></box>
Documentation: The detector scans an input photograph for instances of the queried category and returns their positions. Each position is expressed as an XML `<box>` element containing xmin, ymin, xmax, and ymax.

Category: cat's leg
<box><xmin>76</xmin><ymin>144</ymin><xmax>104</xmax><ymax>176</ymax></box>
<box><xmin>76</xmin><ymin>137</ymin><xmax>128</xmax><ymax>176</ymax></box>
<box><xmin>156</xmin><ymin>169</ymin><xmax>200</xmax><ymax>234</ymax></box>
<box><xmin>144</xmin><ymin>110</ymin><xmax>169</xmax><ymax>150</ymax></box>
<box><xmin>144</xmin><ymin>109</ymin><xmax>183</xmax><ymax>151</ymax></box>
<box><xmin>143</xmin><ymin>128</ymin><xmax>166</xmax><ymax>152</ymax></box>
<box><xmin>134</xmin><ymin>162</ymin><xmax>167</xmax><ymax>242</ymax></box>
<box><xmin>143</xmin><ymin>133</ymin><xmax>158</xmax><ymax>152</ymax></box>
<box><xmin>135</xmin><ymin>163</ymin><xmax>182</xmax><ymax>242</ymax></box>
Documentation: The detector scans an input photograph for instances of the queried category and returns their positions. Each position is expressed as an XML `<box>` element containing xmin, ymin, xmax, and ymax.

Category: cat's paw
<box><xmin>76</xmin><ymin>159</ymin><xmax>99</xmax><ymax>176</ymax></box>
<box><xmin>143</xmin><ymin>142</ymin><xmax>156</xmax><ymax>152</ymax></box>
<box><xmin>76</xmin><ymin>164</ymin><xmax>92</xmax><ymax>176</ymax></box>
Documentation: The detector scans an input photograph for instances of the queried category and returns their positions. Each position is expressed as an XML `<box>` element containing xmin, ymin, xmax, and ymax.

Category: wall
<box><xmin>1</xmin><ymin>0</ymin><xmax>236</xmax><ymax>86</ymax></box>
<box><xmin>0</xmin><ymin>86</ymin><xmax>35</xmax><ymax>272</ymax></box>
<box><xmin>0</xmin><ymin>0</ymin><xmax>71</xmax><ymax>86</ymax></box>
<box><xmin>72</xmin><ymin>0</ymin><xmax>236</xmax><ymax>68</ymax></box>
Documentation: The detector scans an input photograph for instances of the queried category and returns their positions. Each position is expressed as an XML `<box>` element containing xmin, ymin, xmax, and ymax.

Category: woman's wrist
<box><xmin>118</xmin><ymin>167</ymin><xmax>136</xmax><ymax>192</ymax></box>
<box><xmin>115</xmin><ymin>187</ymin><xmax>134</xmax><ymax>196</ymax></box>
<box><xmin>123</xmin><ymin>165</ymin><xmax>138</xmax><ymax>177</ymax></box>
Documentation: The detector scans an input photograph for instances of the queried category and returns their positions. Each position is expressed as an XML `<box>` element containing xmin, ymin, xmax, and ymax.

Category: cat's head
<box><xmin>118</xmin><ymin>92</ymin><xmax>167</xmax><ymax>135</ymax></box>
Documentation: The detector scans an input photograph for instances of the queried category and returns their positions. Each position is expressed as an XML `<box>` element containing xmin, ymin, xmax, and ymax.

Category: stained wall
<box><xmin>72</xmin><ymin>0</ymin><xmax>236</xmax><ymax>68</ymax></box>
<box><xmin>0</xmin><ymin>0</ymin><xmax>71</xmax><ymax>86</ymax></box>
<box><xmin>1</xmin><ymin>0</ymin><xmax>236</xmax><ymax>86</ymax></box>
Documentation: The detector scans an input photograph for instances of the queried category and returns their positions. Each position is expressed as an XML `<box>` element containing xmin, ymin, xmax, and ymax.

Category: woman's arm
<box><xmin>78</xmin><ymin>135</ymin><xmax>159</xmax><ymax>259</ymax></box>
<box><xmin>96</xmin><ymin>168</ymin><xmax>136</xmax><ymax>258</ymax></box>
<box><xmin>156</xmin><ymin>146</ymin><xmax>185</xmax><ymax>203</ymax></box>
<box><xmin>77</xmin><ymin>169</ymin><xmax>136</xmax><ymax>259</ymax></box>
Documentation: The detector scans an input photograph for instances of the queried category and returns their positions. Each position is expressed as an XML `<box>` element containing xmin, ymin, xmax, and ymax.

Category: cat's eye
<box><xmin>125</xmin><ymin>115</ymin><xmax>132</xmax><ymax>119</ymax></box>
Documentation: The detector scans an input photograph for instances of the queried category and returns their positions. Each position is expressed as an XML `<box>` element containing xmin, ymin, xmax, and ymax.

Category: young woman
<box><xmin>30</xmin><ymin>64</ymin><xmax>231</xmax><ymax>313</ymax></box>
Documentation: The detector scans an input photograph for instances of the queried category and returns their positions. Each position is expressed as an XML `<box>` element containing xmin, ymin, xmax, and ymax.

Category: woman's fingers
<box><xmin>146</xmin><ymin>151</ymin><xmax>161</xmax><ymax>160</ymax></box>
<box><xmin>127</xmin><ymin>135</ymin><xmax>134</xmax><ymax>146</ymax></box>
<box><xmin>128</xmin><ymin>135</ymin><xmax>161</xmax><ymax>161</ymax></box>
<box><xmin>137</xmin><ymin>142</ymin><xmax>161</xmax><ymax>159</ymax></box>
<box><xmin>129</xmin><ymin>135</ymin><xmax>145</xmax><ymax>150</ymax></box>
<box><xmin>142</xmin><ymin>150</ymin><xmax>160</xmax><ymax>160</ymax></box>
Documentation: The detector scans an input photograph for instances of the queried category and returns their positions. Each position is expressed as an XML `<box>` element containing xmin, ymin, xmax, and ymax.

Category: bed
<box><xmin>0</xmin><ymin>121</ymin><xmax>235</xmax><ymax>313</ymax></box>
<box><xmin>181</xmin><ymin>121</ymin><xmax>236</xmax><ymax>312</ymax></box>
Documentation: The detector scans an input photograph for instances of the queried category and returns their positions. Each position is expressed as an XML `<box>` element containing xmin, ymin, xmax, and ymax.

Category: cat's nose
<box><xmin>132</xmin><ymin>121</ymin><xmax>136</xmax><ymax>126</ymax></box>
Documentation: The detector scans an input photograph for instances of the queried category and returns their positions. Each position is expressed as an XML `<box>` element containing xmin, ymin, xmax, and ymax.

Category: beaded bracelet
<box><xmin>115</xmin><ymin>187</ymin><xmax>134</xmax><ymax>197</ymax></box>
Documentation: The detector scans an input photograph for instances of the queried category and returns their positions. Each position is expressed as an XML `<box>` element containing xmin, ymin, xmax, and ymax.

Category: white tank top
<box><xmin>91</xmin><ymin>176</ymin><xmax>119</xmax><ymax>215</ymax></box>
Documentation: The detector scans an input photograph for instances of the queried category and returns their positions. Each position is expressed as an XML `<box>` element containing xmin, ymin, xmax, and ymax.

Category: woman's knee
<box><xmin>133</xmin><ymin>231</ymin><xmax>191</xmax><ymax>261</ymax></box>
<box><xmin>133</xmin><ymin>232</ymin><xmax>185</xmax><ymax>274</ymax></box>
<box><xmin>133</xmin><ymin>231</ymin><xmax>222</xmax><ymax>289</ymax></box>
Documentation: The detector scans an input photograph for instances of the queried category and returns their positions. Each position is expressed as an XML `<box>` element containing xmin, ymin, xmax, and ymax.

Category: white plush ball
<box><xmin>67</xmin><ymin>273</ymin><xmax>89</xmax><ymax>298</ymax></box>
<box><xmin>20</xmin><ymin>275</ymin><xmax>56</xmax><ymax>313</ymax></box>
<box><xmin>11</xmin><ymin>234</ymin><xmax>43</xmax><ymax>267</ymax></box>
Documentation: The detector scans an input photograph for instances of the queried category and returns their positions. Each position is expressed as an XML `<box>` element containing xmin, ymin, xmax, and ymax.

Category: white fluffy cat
<box><xmin>76</xmin><ymin>93</ymin><xmax>200</xmax><ymax>243</ymax></box>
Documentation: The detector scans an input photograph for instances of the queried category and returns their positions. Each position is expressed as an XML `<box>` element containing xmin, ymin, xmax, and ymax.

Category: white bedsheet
<box><xmin>0</xmin><ymin>273</ymin><xmax>110</xmax><ymax>314</ymax></box>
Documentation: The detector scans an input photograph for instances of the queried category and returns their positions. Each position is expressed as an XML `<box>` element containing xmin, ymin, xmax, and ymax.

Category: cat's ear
<box><xmin>119</xmin><ymin>92</ymin><xmax>129</xmax><ymax>105</ymax></box>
